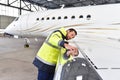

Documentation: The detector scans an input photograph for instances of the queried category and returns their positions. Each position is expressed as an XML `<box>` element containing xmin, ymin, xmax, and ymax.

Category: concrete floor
<box><xmin>0</xmin><ymin>37</ymin><xmax>45</xmax><ymax>80</ymax></box>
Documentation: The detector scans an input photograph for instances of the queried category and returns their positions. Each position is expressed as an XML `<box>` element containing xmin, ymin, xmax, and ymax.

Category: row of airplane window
<box><xmin>36</xmin><ymin>15</ymin><xmax>91</xmax><ymax>21</ymax></box>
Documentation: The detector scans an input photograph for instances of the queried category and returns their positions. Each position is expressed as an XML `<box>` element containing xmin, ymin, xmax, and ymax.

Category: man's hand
<box><xmin>64</xmin><ymin>43</ymin><xmax>79</xmax><ymax>56</ymax></box>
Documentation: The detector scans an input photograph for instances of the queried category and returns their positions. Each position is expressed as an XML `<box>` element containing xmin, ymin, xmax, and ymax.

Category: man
<box><xmin>33</xmin><ymin>27</ymin><xmax>78</xmax><ymax>80</ymax></box>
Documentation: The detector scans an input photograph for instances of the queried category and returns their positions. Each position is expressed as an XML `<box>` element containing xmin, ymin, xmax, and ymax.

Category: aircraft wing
<box><xmin>73</xmin><ymin>36</ymin><xmax>120</xmax><ymax>80</ymax></box>
<box><xmin>74</xmin><ymin>24</ymin><xmax>120</xmax><ymax>80</ymax></box>
<box><xmin>54</xmin><ymin>24</ymin><xmax>120</xmax><ymax>80</ymax></box>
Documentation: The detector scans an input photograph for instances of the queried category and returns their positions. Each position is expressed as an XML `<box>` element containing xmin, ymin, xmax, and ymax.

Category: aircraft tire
<box><xmin>24</xmin><ymin>44</ymin><xmax>29</xmax><ymax>48</ymax></box>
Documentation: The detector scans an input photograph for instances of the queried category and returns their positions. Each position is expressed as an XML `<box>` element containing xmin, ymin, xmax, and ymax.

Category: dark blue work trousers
<box><xmin>38</xmin><ymin>69</ymin><xmax>55</xmax><ymax>80</ymax></box>
<box><xmin>33</xmin><ymin>57</ymin><xmax>55</xmax><ymax>80</ymax></box>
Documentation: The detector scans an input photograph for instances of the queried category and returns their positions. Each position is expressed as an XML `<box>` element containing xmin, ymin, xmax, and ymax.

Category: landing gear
<box><xmin>24</xmin><ymin>43</ymin><xmax>29</xmax><ymax>48</ymax></box>
<box><xmin>24</xmin><ymin>38</ymin><xmax>30</xmax><ymax>48</ymax></box>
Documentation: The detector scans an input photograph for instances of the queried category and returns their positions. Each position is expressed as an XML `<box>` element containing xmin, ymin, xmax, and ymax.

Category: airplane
<box><xmin>4</xmin><ymin>3</ymin><xmax>120</xmax><ymax>80</ymax></box>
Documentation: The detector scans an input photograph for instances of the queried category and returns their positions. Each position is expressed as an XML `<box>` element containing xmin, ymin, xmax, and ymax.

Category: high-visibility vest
<box><xmin>56</xmin><ymin>48</ymin><xmax>73</xmax><ymax>69</ymax></box>
<box><xmin>37</xmin><ymin>28</ymin><xmax>67</xmax><ymax>65</ymax></box>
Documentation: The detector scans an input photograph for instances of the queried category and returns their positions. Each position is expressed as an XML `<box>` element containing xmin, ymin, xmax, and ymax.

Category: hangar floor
<box><xmin>0</xmin><ymin>37</ymin><xmax>45</xmax><ymax>80</ymax></box>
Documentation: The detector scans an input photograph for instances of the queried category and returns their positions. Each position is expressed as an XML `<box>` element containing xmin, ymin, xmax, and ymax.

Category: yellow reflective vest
<box><xmin>36</xmin><ymin>28</ymin><xmax>67</xmax><ymax>65</ymax></box>
<box><xmin>56</xmin><ymin>47</ymin><xmax>73</xmax><ymax>69</ymax></box>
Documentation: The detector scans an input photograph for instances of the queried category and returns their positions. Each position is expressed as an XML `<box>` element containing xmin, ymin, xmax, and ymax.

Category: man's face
<box><xmin>66</xmin><ymin>31</ymin><xmax>76</xmax><ymax>40</ymax></box>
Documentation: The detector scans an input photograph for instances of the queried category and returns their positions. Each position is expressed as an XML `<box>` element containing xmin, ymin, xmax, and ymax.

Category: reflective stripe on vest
<box><xmin>45</xmin><ymin>30</ymin><xmax>66</xmax><ymax>49</ymax></box>
<box><xmin>36</xmin><ymin>56</ymin><xmax>56</xmax><ymax>66</ymax></box>
<box><xmin>45</xmin><ymin>40</ymin><xmax>59</xmax><ymax>49</ymax></box>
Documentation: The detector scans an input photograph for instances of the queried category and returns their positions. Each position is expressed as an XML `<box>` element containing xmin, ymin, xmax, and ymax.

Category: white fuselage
<box><xmin>4</xmin><ymin>3</ymin><xmax>120</xmax><ymax>38</ymax></box>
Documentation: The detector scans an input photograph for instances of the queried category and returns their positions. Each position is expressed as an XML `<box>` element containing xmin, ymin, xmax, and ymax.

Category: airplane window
<box><xmin>46</xmin><ymin>17</ymin><xmax>50</xmax><ymax>20</ymax></box>
<box><xmin>64</xmin><ymin>16</ymin><xmax>68</xmax><ymax>19</ymax></box>
<box><xmin>71</xmin><ymin>16</ymin><xmax>75</xmax><ymax>19</ymax></box>
<box><xmin>87</xmin><ymin>15</ymin><xmax>91</xmax><ymax>20</ymax></box>
<box><xmin>58</xmin><ymin>16</ymin><xmax>61</xmax><ymax>20</ymax></box>
<box><xmin>36</xmin><ymin>18</ymin><xmax>39</xmax><ymax>21</ymax></box>
<box><xmin>52</xmin><ymin>17</ymin><xmax>55</xmax><ymax>20</ymax></box>
<box><xmin>41</xmin><ymin>17</ymin><xmax>44</xmax><ymax>20</ymax></box>
<box><xmin>79</xmin><ymin>15</ymin><xmax>83</xmax><ymax>18</ymax></box>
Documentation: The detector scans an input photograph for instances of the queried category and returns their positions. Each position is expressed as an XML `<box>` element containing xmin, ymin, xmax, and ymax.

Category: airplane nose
<box><xmin>4</xmin><ymin>23</ymin><xmax>16</xmax><ymax>36</ymax></box>
<box><xmin>4</xmin><ymin>26</ymin><xmax>11</xmax><ymax>33</ymax></box>
<box><xmin>4</xmin><ymin>27</ymin><xmax>13</xmax><ymax>36</ymax></box>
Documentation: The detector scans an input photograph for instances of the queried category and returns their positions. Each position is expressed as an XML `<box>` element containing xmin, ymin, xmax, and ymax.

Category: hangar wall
<box><xmin>0</xmin><ymin>15</ymin><xmax>16</xmax><ymax>29</ymax></box>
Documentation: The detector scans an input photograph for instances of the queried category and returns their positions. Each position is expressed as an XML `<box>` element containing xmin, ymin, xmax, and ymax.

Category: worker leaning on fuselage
<box><xmin>36</xmin><ymin>28</ymin><xmax>68</xmax><ymax>65</ymax></box>
<box><xmin>33</xmin><ymin>27</ymin><xmax>78</xmax><ymax>80</ymax></box>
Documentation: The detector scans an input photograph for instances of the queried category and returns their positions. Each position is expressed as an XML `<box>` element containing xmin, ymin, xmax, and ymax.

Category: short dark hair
<box><xmin>68</xmin><ymin>28</ymin><xmax>77</xmax><ymax>35</ymax></box>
